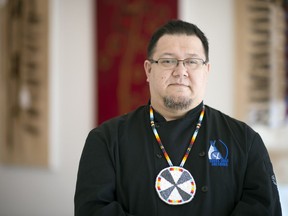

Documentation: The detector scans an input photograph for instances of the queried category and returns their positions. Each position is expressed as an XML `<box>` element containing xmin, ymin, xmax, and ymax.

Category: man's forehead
<box><xmin>156</xmin><ymin>34</ymin><xmax>202</xmax><ymax>47</ymax></box>
<box><xmin>154</xmin><ymin>35</ymin><xmax>204</xmax><ymax>55</ymax></box>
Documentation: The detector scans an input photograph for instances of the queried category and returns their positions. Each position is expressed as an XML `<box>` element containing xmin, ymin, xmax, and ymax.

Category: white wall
<box><xmin>0</xmin><ymin>0</ymin><xmax>286</xmax><ymax>215</ymax></box>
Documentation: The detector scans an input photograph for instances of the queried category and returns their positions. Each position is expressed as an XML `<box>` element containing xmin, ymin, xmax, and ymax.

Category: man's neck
<box><xmin>150</xmin><ymin>100</ymin><xmax>202</xmax><ymax>121</ymax></box>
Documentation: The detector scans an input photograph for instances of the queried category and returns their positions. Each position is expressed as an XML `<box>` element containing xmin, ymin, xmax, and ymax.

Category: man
<box><xmin>74</xmin><ymin>20</ymin><xmax>282</xmax><ymax>215</ymax></box>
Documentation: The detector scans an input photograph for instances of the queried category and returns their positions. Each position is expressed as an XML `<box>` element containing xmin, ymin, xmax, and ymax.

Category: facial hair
<box><xmin>163</xmin><ymin>96</ymin><xmax>193</xmax><ymax>111</ymax></box>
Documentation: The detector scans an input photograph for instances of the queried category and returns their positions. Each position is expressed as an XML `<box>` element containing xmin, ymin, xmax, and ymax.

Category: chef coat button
<box><xmin>201</xmin><ymin>186</ymin><xmax>208</xmax><ymax>192</ymax></box>
<box><xmin>156</xmin><ymin>153</ymin><xmax>162</xmax><ymax>159</ymax></box>
<box><xmin>199</xmin><ymin>151</ymin><xmax>206</xmax><ymax>157</ymax></box>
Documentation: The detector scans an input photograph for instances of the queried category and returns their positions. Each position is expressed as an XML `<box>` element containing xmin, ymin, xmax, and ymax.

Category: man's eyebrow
<box><xmin>158</xmin><ymin>53</ymin><xmax>175</xmax><ymax>57</ymax></box>
<box><xmin>158</xmin><ymin>53</ymin><xmax>202</xmax><ymax>58</ymax></box>
<box><xmin>186</xmin><ymin>53</ymin><xmax>202</xmax><ymax>58</ymax></box>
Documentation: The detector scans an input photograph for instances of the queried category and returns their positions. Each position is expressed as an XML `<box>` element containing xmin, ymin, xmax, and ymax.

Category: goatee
<box><xmin>163</xmin><ymin>96</ymin><xmax>192</xmax><ymax>110</ymax></box>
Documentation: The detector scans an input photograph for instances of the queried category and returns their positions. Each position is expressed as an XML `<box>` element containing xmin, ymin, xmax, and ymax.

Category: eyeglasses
<box><xmin>149</xmin><ymin>58</ymin><xmax>208</xmax><ymax>70</ymax></box>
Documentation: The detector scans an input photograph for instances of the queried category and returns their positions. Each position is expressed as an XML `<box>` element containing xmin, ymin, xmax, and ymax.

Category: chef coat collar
<box><xmin>148</xmin><ymin>100</ymin><xmax>204</xmax><ymax>123</ymax></box>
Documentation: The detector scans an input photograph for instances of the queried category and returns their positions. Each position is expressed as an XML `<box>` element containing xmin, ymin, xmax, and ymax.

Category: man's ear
<box><xmin>144</xmin><ymin>60</ymin><xmax>152</xmax><ymax>82</ymax></box>
<box><xmin>206</xmin><ymin>63</ymin><xmax>211</xmax><ymax>74</ymax></box>
<box><xmin>205</xmin><ymin>62</ymin><xmax>211</xmax><ymax>74</ymax></box>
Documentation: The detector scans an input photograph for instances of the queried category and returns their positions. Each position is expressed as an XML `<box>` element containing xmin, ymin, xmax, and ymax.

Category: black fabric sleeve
<box><xmin>74</xmin><ymin>129</ymin><xmax>133</xmax><ymax>216</ymax></box>
<box><xmin>230</xmin><ymin>133</ymin><xmax>282</xmax><ymax>216</ymax></box>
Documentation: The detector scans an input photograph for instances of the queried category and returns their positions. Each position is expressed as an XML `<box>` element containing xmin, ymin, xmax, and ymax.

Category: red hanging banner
<box><xmin>96</xmin><ymin>0</ymin><xmax>178</xmax><ymax>124</ymax></box>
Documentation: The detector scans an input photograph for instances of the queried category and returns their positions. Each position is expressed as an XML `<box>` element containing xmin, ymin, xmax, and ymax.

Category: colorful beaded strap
<box><xmin>149</xmin><ymin>105</ymin><xmax>205</xmax><ymax>167</ymax></box>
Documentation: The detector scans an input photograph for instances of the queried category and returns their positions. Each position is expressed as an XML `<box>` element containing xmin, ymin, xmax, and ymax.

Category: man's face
<box><xmin>144</xmin><ymin>34</ymin><xmax>210</xmax><ymax>111</ymax></box>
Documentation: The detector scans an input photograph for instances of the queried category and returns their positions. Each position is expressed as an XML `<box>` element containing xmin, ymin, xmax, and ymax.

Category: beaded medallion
<box><xmin>150</xmin><ymin>105</ymin><xmax>205</xmax><ymax>205</ymax></box>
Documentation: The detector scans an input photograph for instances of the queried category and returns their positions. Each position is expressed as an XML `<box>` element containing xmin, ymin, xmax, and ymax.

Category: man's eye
<box><xmin>161</xmin><ymin>59</ymin><xmax>175</xmax><ymax>64</ymax></box>
<box><xmin>187</xmin><ymin>59</ymin><xmax>198</xmax><ymax>64</ymax></box>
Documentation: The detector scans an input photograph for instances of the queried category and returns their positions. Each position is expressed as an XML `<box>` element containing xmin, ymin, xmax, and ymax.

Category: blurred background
<box><xmin>0</xmin><ymin>0</ymin><xmax>287</xmax><ymax>215</ymax></box>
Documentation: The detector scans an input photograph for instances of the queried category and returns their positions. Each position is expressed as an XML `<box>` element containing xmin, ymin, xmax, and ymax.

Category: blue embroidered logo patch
<box><xmin>208</xmin><ymin>139</ymin><xmax>229</xmax><ymax>167</ymax></box>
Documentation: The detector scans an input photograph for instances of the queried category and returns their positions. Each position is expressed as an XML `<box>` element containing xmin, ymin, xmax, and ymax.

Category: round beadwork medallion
<box><xmin>155</xmin><ymin>166</ymin><xmax>196</xmax><ymax>205</ymax></box>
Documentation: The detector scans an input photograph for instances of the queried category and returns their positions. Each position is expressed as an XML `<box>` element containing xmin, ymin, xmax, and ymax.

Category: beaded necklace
<box><xmin>149</xmin><ymin>105</ymin><xmax>205</xmax><ymax>205</ymax></box>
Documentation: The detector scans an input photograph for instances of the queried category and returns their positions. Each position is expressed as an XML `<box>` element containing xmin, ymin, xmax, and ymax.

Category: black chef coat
<box><xmin>74</xmin><ymin>102</ymin><xmax>282</xmax><ymax>216</ymax></box>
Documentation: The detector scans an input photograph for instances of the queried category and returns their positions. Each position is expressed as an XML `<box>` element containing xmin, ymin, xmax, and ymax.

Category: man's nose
<box><xmin>173</xmin><ymin>60</ymin><xmax>188</xmax><ymax>76</ymax></box>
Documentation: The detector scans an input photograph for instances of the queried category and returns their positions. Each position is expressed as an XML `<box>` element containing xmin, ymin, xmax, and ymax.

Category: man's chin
<box><xmin>163</xmin><ymin>96</ymin><xmax>193</xmax><ymax>110</ymax></box>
